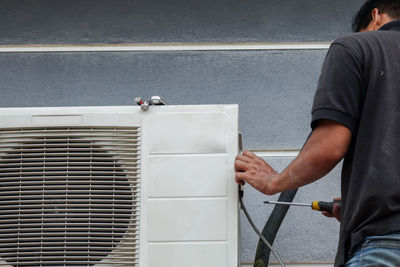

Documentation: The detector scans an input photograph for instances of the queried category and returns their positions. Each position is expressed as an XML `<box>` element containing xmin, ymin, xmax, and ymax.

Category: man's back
<box><xmin>312</xmin><ymin>20</ymin><xmax>400</xmax><ymax>266</ymax></box>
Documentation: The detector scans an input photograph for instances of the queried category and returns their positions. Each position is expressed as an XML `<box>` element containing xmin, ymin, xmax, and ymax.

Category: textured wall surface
<box><xmin>0</xmin><ymin>50</ymin><xmax>326</xmax><ymax>149</ymax></box>
<box><xmin>241</xmin><ymin>157</ymin><xmax>342</xmax><ymax>263</ymax></box>
<box><xmin>0</xmin><ymin>0</ymin><xmax>363</xmax><ymax>44</ymax></box>
<box><xmin>0</xmin><ymin>0</ymin><xmax>365</xmax><ymax>265</ymax></box>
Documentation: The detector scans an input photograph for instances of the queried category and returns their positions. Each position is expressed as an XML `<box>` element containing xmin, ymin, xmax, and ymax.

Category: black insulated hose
<box><xmin>253</xmin><ymin>188</ymin><xmax>298</xmax><ymax>267</ymax></box>
<box><xmin>253</xmin><ymin>132</ymin><xmax>311</xmax><ymax>267</ymax></box>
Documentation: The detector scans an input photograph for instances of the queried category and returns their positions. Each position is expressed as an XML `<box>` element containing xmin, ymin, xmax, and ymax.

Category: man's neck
<box><xmin>378</xmin><ymin>14</ymin><xmax>395</xmax><ymax>30</ymax></box>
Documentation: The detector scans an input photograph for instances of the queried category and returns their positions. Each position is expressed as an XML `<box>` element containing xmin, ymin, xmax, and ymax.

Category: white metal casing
<box><xmin>0</xmin><ymin>105</ymin><xmax>239</xmax><ymax>267</ymax></box>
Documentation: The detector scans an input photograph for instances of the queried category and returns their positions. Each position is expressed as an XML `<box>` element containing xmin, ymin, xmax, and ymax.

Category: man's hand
<box><xmin>234</xmin><ymin>120</ymin><xmax>351</xmax><ymax>196</ymax></box>
<box><xmin>321</xmin><ymin>197</ymin><xmax>341</xmax><ymax>222</ymax></box>
<box><xmin>234</xmin><ymin>150</ymin><xmax>278</xmax><ymax>195</ymax></box>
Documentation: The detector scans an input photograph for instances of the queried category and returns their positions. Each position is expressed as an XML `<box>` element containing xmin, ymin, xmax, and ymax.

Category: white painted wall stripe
<box><xmin>0</xmin><ymin>43</ymin><xmax>331</xmax><ymax>53</ymax></box>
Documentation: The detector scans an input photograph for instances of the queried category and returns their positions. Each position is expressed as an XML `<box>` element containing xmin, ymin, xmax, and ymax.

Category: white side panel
<box><xmin>148</xmin><ymin>112</ymin><xmax>227</xmax><ymax>154</ymax></box>
<box><xmin>148</xmin><ymin>155</ymin><xmax>228</xmax><ymax>197</ymax></box>
<box><xmin>147</xmin><ymin>199</ymin><xmax>227</xmax><ymax>241</ymax></box>
<box><xmin>140</xmin><ymin>105</ymin><xmax>239</xmax><ymax>267</ymax></box>
<box><xmin>148</xmin><ymin>243</ymin><xmax>227</xmax><ymax>267</ymax></box>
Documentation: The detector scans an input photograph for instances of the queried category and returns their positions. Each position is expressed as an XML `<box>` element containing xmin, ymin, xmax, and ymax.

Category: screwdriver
<box><xmin>264</xmin><ymin>200</ymin><xmax>341</xmax><ymax>214</ymax></box>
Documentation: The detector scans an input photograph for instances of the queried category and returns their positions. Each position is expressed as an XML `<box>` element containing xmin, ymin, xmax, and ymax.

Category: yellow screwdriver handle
<box><xmin>312</xmin><ymin>200</ymin><xmax>341</xmax><ymax>214</ymax></box>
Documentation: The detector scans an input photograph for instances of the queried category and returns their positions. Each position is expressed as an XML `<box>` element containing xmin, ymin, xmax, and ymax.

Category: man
<box><xmin>234</xmin><ymin>0</ymin><xmax>400</xmax><ymax>266</ymax></box>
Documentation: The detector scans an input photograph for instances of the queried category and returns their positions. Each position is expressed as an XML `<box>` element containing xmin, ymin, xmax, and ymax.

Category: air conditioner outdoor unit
<box><xmin>0</xmin><ymin>105</ymin><xmax>239</xmax><ymax>267</ymax></box>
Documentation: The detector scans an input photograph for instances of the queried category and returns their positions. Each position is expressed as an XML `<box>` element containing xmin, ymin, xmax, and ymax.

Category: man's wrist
<box><xmin>263</xmin><ymin>173</ymin><xmax>279</xmax><ymax>195</ymax></box>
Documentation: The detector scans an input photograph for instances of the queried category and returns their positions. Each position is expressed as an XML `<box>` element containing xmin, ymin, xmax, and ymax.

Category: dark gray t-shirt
<box><xmin>311</xmin><ymin>20</ymin><xmax>400</xmax><ymax>267</ymax></box>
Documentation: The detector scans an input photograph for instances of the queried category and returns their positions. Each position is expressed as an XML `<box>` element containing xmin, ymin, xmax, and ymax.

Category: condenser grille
<box><xmin>0</xmin><ymin>127</ymin><xmax>140</xmax><ymax>266</ymax></box>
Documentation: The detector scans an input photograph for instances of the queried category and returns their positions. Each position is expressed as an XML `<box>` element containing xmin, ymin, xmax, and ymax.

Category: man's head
<box><xmin>353</xmin><ymin>0</ymin><xmax>400</xmax><ymax>32</ymax></box>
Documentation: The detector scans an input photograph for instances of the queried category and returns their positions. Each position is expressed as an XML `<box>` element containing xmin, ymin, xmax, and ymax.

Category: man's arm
<box><xmin>234</xmin><ymin>119</ymin><xmax>352</xmax><ymax>195</ymax></box>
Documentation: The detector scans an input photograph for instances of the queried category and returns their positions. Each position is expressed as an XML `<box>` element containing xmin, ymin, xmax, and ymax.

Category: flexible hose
<box><xmin>253</xmin><ymin>133</ymin><xmax>311</xmax><ymax>267</ymax></box>
<box><xmin>237</xmin><ymin>132</ymin><xmax>309</xmax><ymax>267</ymax></box>
<box><xmin>253</xmin><ymin>189</ymin><xmax>298</xmax><ymax>267</ymax></box>
<box><xmin>240</xmin><ymin>193</ymin><xmax>286</xmax><ymax>267</ymax></box>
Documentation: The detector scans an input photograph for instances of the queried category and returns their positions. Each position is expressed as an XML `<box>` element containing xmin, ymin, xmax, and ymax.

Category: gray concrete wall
<box><xmin>241</xmin><ymin>157</ymin><xmax>342</xmax><ymax>263</ymax></box>
<box><xmin>0</xmin><ymin>0</ymin><xmax>364</xmax><ymax>265</ymax></box>
<box><xmin>0</xmin><ymin>50</ymin><xmax>326</xmax><ymax>149</ymax></box>
<box><xmin>1</xmin><ymin>0</ymin><xmax>362</xmax><ymax>44</ymax></box>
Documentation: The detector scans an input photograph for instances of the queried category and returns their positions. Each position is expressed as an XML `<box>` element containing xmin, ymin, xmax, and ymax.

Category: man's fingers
<box><xmin>234</xmin><ymin>159</ymin><xmax>250</xmax><ymax>172</ymax></box>
<box><xmin>235</xmin><ymin>172</ymin><xmax>248</xmax><ymax>185</ymax></box>
<box><xmin>235</xmin><ymin>154</ymin><xmax>251</xmax><ymax>164</ymax></box>
<box><xmin>320</xmin><ymin>201</ymin><xmax>341</xmax><ymax>222</ymax></box>
<box><xmin>242</xmin><ymin>150</ymin><xmax>258</xmax><ymax>159</ymax></box>
<box><xmin>321</xmin><ymin>211</ymin><xmax>333</xmax><ymax>218</ymax></box>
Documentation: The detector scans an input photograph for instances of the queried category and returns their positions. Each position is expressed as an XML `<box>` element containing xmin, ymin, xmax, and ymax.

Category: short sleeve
<box><xmin>311</xmin><ymin>43</ymin><xmax>364</xmax><ymax>134</ymax></box>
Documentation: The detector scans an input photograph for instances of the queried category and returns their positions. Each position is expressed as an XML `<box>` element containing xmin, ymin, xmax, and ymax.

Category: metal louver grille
<box><xmin>0</xmin><ymin>126</ymin><xmax>140</xmax><ymax>267</ymax></box>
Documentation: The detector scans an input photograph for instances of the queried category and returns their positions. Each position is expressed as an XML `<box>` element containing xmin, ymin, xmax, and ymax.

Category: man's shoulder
<box><xmin>333</xmin><ymin>30</ymin><xmax>397</xmax><ymax>53</ymax></box>
<box><xmin>333</xmin><ymin>32</ymin><xmax>377</xmax><ymax>48</ymax></box>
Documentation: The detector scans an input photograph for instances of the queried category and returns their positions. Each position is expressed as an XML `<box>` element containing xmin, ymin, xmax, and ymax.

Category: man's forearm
<box><xmin>234</xmin><ymin>120</ymin><xmax>351</xmax><ymax>196</ymax></box>
<box><xmin>265</xmin><ymin>120</ymin><xmax>352</xmax><ymax>195</ymax></box>
<box><xmin>268</xmin><ymin>142</ymin><xmax>343</xmax><ymax>194</ymax></box>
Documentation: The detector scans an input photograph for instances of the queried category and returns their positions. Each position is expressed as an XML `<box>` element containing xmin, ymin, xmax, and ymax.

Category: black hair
<box><xmin>352</xmin><ymin>0</ymin><xmax>400</xmax><ymax>32</ymax></box>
